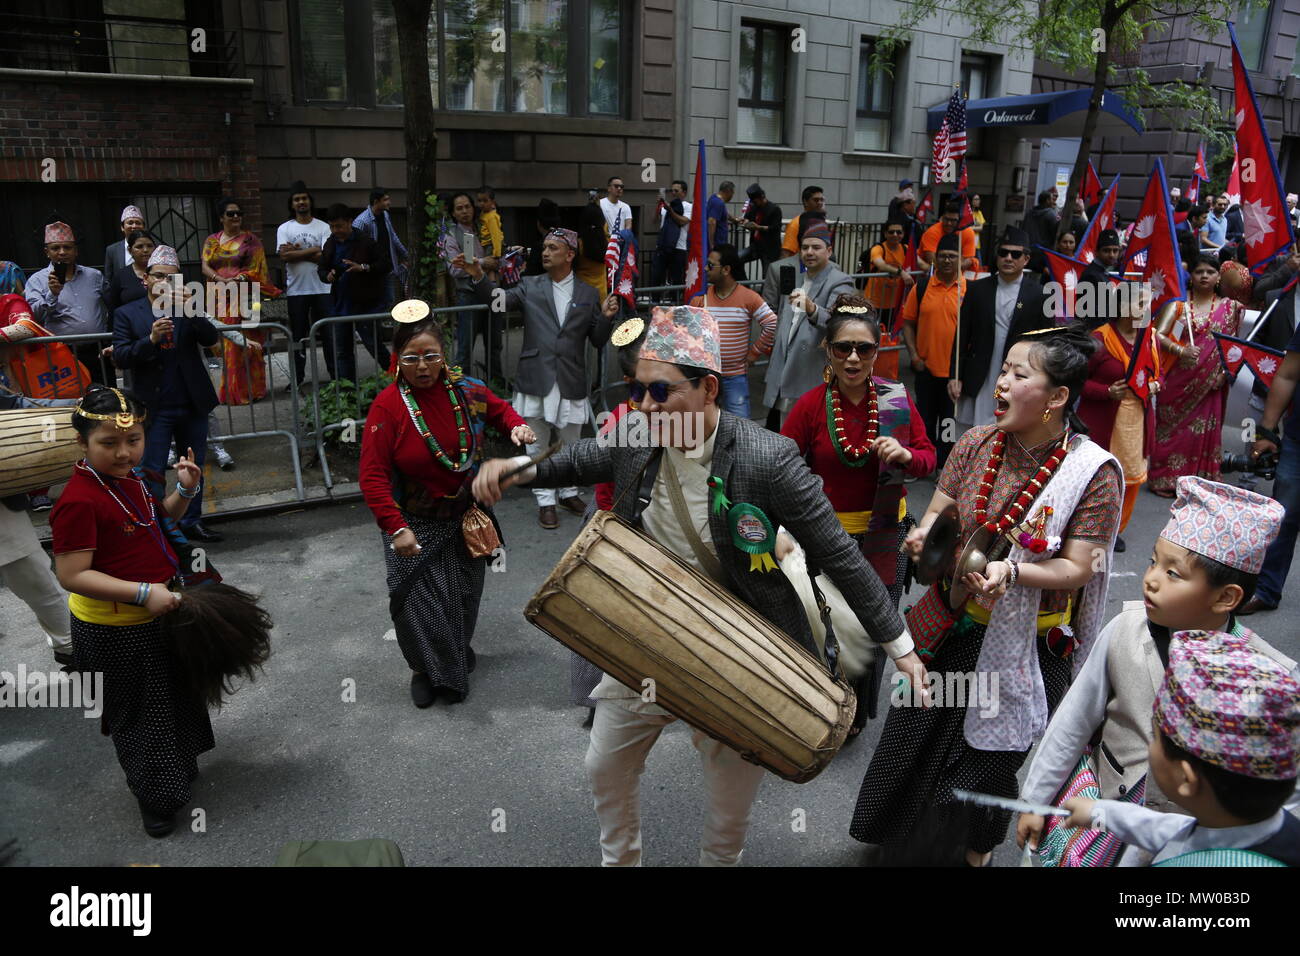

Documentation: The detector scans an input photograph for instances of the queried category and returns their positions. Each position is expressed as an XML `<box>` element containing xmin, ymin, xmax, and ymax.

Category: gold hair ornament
<box><xmin>74</xmin><ymin>388</ymin><xmax>142</xmax><ymax>430</ymax></box>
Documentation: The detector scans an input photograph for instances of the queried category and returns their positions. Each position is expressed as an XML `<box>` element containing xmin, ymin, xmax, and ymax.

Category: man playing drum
<box><xmin>474</xmin><ymin>305</ymin><xmax>928</xmax><ymax>866</ymax></box>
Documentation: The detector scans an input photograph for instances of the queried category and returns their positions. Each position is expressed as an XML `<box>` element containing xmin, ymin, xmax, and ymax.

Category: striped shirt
<box><xmin>691</xmin><ymin>285</ymin><xmax>777</xmax><ymax>377</ymax></box>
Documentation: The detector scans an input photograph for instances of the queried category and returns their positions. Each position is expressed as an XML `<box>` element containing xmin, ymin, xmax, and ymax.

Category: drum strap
<box><xmin>660</xmin><ymin>450</ymin><xmax>726</xmax><ymax>582</ymax></box>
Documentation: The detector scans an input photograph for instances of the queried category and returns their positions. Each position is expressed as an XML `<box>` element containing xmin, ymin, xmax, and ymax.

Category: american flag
<box><xmin>931</xmin><ymin>87</ymin><xmax>967</xmax><ymax>182</ymax></box>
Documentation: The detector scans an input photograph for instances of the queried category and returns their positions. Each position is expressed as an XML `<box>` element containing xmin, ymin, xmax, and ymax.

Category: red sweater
<box><xmin>781</xmin><ymin>380</ymin><xmax>936</xmax><ymax>513</ymax></box>
<box><xmin>360</xmin><ymin>376</ymin><xmax>525</xmax><ymax>535</ymax></box>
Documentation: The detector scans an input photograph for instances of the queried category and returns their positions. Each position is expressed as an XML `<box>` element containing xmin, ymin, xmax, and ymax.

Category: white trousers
<box><xmin>524</xmin><ymin>416</ymin><xmax>581</xmax><ymax>507</ymax></box>
<box><xmin>0</xmin><ymin>551</ymin><xmax>72</xmax><ymax>654</ymax></box>
<box><xmin>584</xmin><ymin>697</ymin><xmax>766</xmax><ymax>866</ymax></box>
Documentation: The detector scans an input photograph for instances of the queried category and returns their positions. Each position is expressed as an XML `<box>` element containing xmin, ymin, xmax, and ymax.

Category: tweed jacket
<box><xmin>530</xmin><ymin>410</ymin><xmax>907</xmax><ymax>657</ymax></box>
<box><xmin>472</xmin><ymin>272</ymin><xmax>610</xmax><ymax>400</ymax></box>
<box><xmin>763</xmin><ymin>263</ymin><xmax>856</xmax><ymax>407</ymax></box>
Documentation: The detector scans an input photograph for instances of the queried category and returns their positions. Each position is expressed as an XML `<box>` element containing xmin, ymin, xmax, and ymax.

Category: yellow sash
<box><xmin>965</xmin><ymin>596</ymin><xmax>1073</xmax><ymax>635</ymax></box>
<box><xmin>836</xmin><ymin>498</ymin><xmax>908</xmax><ymax>535</ymax></box>
<box><xmin>68</xmin><ymin>593</ymin><xmax>155</xmax><ymax>626</ymax></box>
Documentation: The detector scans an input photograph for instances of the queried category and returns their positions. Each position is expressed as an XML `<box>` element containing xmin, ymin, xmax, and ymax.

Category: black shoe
<box><xmin>183</xmin><ymin>522</ymin><xmax>224</xmax><ymax>543</ymax></box>
<box><xmin>1238</xmin><ymin>596</ymin><xmax>1278</xmax><ymax>616</ymax></box>
<box><xmin>581</xmin><ymin>707</ymin><xmax>595</xmax><ymax>730</ymax></box>
<box><xmin>138</xmin><ymin>799</ymin><xmax>176</xmax><ymax>838</ymax></box>
<box><xmin>1113</xmin><ymin>535</ymin><xmax>1126</xmax><ymax>553</ymax></box>
<box><xmin>410</xmin><ymin>672</ymin><xmax>436</xmax><ymax>708</ymax></box>
<box><xmin>54</xmin><ymin>651</ymin><xmax>77</xmax><ymax>673</ymax></box>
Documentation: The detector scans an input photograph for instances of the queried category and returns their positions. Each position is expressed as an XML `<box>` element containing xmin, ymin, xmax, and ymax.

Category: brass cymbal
<box><xmin>915</xmin><ymin>503</ymin><xmax>960</xmax><ymax>586</ymax></box>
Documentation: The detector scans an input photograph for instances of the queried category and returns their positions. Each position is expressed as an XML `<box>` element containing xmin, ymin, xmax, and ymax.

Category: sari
<box><xmin>201</xmin><ymin>230</ymin><xmax>279</xmax><ymax>405</ymax></box>
<box><xmin>1149</xmin><ymin>297</ymin><xmax>1239</xmax><ymax>495</ymax></box>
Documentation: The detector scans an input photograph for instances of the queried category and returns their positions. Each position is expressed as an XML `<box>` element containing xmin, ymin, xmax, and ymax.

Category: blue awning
<box><xmin>927</xmin><ymin>89</ymin><xmax>1143</xmax><ymax>136</ymax></box>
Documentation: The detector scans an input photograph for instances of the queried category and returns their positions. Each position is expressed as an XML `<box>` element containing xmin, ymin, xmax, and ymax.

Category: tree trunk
<box><xmin>1056</xmin><ymin>2</ymin><xmax>1116</xmax><ymax>245</ymax></box>
<box><xmin>391</xmin><ymin>0</ymin><xmax>438</xmax><ymax>303</ymax></box>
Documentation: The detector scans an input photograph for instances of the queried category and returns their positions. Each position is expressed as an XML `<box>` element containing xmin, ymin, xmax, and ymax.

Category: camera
<box><xmin>1221</xmin><ymin>451</ymin><xmax>1278</xmax><ymax>481</ymax></box>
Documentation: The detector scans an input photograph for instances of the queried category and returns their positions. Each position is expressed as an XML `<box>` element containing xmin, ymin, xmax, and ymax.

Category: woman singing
<box><xmin>849</xmin><ymin>324</ymin><xmax>1121</xmax><ymax>866</ymax></box>
<box><xmin>1148</xmin><ymin>254</ymin><xmax>1240</xmax><ymax>495</ymax></box>
<box><xmin>359</xmin><ymin>318</ymin><xmax>535</xmax><ymax>707</ymax></box>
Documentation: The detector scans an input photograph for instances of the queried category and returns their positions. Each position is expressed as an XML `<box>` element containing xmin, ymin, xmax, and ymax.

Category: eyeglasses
<box><xmin>611</xmin><ymin>183</ymin><xmax>624</xmax><ymax>189</ymax></box>
<box><xmin>223</xmin><ymin>211</ymin><xmax>242</xmax><ymax>218</ymax></box>
<box><xmin>997</xmin><ymin>247</ymin><xmax>1027</xmax><ymax>259</ymax></box>
<box><xmin>628</xmin><ymin>376</ymin><xmax>700</xmax><ymax>404</ymax></box>
<box><xmin>398</xmin><ymin>352</ymin><xmax>443</xmax><ymax>367</ymax></box>
<box><xmin>885</xmin><ymin>230</ymin><xmax>904</xmax><ymax>237</ymax></box>
<box><xmin>830</xmin><ymin>341</ymin><xmax>878</xmax><ymax>359</ymax></box>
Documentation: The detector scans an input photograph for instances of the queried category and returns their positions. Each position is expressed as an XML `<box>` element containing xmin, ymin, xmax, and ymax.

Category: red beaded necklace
<box><xmin>972</xmin><ymin>428</ymin><xmax>1069</xmax><ymax>536</ymax></box>
<box><xmin>824</xmin><ymin>383</ymin><xmax>879</xmax><ymax>467</ymax></box>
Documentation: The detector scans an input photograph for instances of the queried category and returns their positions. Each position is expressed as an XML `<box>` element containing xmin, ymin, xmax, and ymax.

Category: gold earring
<box><xmin>823</xmin><ymin>364</ymin><xmax>834</xmax><ymax>384</ymax></box>
<box><xmin>1041</xmin><ymin>407</ymin><xmax>1052</xmax><ymax>424</ymax></box>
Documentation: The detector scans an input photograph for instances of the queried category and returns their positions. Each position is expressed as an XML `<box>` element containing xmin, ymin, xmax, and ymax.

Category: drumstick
<box><xmin>501</xmin><ymin>440</ymin><xmax>562</xmax><ymax>483</ymax></box>
<box><xmin>951</xmin><ymin>789</ymin><xmax>1071</xmax><ymax>818</ymax></box>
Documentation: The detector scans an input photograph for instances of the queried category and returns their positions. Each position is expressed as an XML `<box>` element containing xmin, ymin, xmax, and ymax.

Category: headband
<box><xmin>74</xmin><ymin>388</ymin><xmax>143</xmax><ymax>430</ymax></box>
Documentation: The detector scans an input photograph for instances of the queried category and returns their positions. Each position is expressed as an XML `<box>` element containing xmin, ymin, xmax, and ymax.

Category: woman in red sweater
<box><xmin>360</xmin><ymin>318</ymin><xmax>533</xmax><ymax>707</ymax></box>
<box><xmin>782</xmin><ymin>294</ymin><xmax>936</xmax><ymax>609</ymax></box>
<box><xmin>1076</xmin><ymin>284</ymin><xmax>1158</xmax><ymax>552</ymax></box>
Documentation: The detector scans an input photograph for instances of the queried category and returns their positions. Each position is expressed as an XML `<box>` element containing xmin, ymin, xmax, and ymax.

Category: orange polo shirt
<box><xmin>900</xmin><ymin>273</ymin><xmax>966</xmax><ymax>378</ymax></box>
<box><xmin>918</xmin><ymin>222</ymin><xmax>976</xmax><ymax>264</ymax></box>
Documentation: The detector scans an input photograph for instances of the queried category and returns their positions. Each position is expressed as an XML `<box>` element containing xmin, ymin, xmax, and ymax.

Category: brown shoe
<box><xmin>1237</xmin><ymin>596</ymin><xmax>1278</xmax><ymax>616</ymax></box>
<box><xmin>559</xmin><ymin>495</ymin><xmax>587</xmax><ymax>516</ymax></box>
<box><xmin>538</xmin><ymin>505</ymin><xmax>559</xmax><ymax>529</ymax></box>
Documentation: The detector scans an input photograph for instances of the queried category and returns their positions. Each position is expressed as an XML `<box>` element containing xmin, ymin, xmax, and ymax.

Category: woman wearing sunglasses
<box><xmin>359</xmin><ymin>317</ymin><xmax>535</xmax><ymax>708</ymax></box>
<box><xmin>781</xmin><ymin>293</ymin><xmax>936</xmax><ymax>608</ymax></box>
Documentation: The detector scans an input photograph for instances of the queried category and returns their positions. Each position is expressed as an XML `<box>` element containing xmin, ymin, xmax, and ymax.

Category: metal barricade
<box><xmin>10</xmin><ymin>322</ymin><xmax>306</xmax><ymax>506</ymax></box>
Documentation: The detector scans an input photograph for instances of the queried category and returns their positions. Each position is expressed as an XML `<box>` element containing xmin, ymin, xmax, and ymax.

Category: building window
<box><xmin>588</xmin><ymin>0</ymin><xmax>621</xmax><ymax>115</ymax></box>
<box><xmin>737</xmin><ymin>22</ymin><xmax>788</xmax><ymax>145</ymax></box>
<box><xmin>1235</xmin><ymin>0</ymin><xmax>1272</xmax><ymax>72</ymax></box>
<box><xmin>510</xmin><ymin>0</ymin><xmax>569</xmax><ymax>114</ymax></box>
<box><xmin>444</xmin><ymin>0</ymin><xmax>508</xmax><ymax>112</ymax></box>
<box><xmin>103</xmin><ymin>0</ymin><xmax>191</xmax><ymax>76</ymax></box>
<box><xmin>855</xmin><ymin>39</ymin><xmax>895</xmax><ymax>152</ymax></box>
<box><xmin>960</xmin><ymin>53</ymin><xmax>995</xmax><ymax>157</ymax></box>
<box><xmin>372</xmin><ymin>4</ymin><xmax>438</xmax><ymax>107</ymax></box>
<box><xmin>299</xmin><ymin>0</ymin><xmax>349</xmax><ymax>101</ymax></box>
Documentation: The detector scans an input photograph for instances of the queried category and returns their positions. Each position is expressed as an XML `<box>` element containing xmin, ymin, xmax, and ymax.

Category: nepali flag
<box><xmin>683</xmin><ymin>139</ymin><xmax>709</xmax><ymax>302</ymax></box>
<box><xmin>1077</xmin><ymin>174</ymin><xmax>1121</xmax><ymax>265</ymax></box>
<box><xmin>958</xmin><ymin>159</ymin><xmax>969</xmax><ymax>192</ymax></box>
<box><xmin>916</xmin><ymin>189</ymin><xmax>934</xmax><ymax>226</ymax></box>
<box><xmin>1123</xmin><ymin>159</ymin><xmax>1187</xmax><ymax>316</ymax></box>
<box><xmin>931</xmin><ymin>87</ymin><xmax>967</xmax><ymax>182</ymax></box>
<box><xmin>610</xmin><ymin>228</ymin><xmax>639</xmax><ymax>311</ymax></box>
<box><xmin>1038</xmin><ymin>247</ymin><xmax>1086</xmax><ymax>321</ymax></box>
<box><xmin>1125</xmin><ymin>322</ymin><xmax>1162</xmax><ymax>402</ymax></box>
<box><xmin>1187</xmin><ymin>144</ymin><xmax>1209</xmax><ymax>203</ymax></box>
<box><xmin>1230</xmin><ymin>21</ymin><xmax>1294</xmax><ymax>273</ymax></box>
<box><xmin>1213</xmin><ymin>332</ymin><xmax>1286</xmax><ymax>388</ymax></box>
<box><xmin>1082</xmin><ymin>160</ymin><xmax>1103</xmax><ymax>207</ymax></box>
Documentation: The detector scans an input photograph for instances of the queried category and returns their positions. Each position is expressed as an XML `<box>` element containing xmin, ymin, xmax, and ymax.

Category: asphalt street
<box><xmin>2</xmin><ymin>472</ymin><xmax>1297</xmax><ymax>867</ymax></box>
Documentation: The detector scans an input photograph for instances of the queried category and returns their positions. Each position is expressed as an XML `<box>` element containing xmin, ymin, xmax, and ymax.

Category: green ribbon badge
<box><xmin>728</xmin><ymin>502</ymin><xmax>779</xmax><ymax>573</ymax></box>
<box><xmin>707</xmin><ymin>475</ymin><xmax>732</xmax><ymax>516</ymax></box>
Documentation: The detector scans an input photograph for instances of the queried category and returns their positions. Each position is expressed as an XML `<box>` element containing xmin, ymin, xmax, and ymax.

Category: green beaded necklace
<box><xmin>398</xmin><ymin>376</ymin><xmax>472</xmax><ymax>471</ymax></box>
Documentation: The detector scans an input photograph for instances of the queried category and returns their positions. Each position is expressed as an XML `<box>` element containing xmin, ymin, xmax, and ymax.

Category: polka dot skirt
<box><xmin>849</xmin><ymin>619</ymin><xmax>1071</xmax><ymax>860</ymax></box>
<box><xmin>384</xmin><ymin>511</ymin><xmax>486</xmax><ymax>701</ymax></box>
<box><xmin>72</xmin><ymin>615</ymin><xmax>214</xmax><ymax>815</ymax></box>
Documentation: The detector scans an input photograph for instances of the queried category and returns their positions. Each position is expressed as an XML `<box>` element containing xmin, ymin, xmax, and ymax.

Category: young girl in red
<box><xmin>51</xmin><ymin>385</ymin><xmax>207</xmax><ymax>838</ymax></box>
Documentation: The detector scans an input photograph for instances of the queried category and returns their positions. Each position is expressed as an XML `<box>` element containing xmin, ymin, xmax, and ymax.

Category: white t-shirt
<box><xmin>675</xmin><ymin>201</ymin><xmax>693</xmax><ymax>251</ymax></box>
<box><xmin>599</xmin><ymin>197</ymin><xmax>632</xmax><ymax>234</ymax></box>
<box><xmin>276</xmin><ymin>218</ymin><xmax>332</xmax><ymax>296</ymax></box>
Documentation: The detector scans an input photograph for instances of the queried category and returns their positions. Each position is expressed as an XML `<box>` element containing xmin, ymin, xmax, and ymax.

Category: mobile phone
<box><xmin>779</xmin><ymin>265</ymin><xmax>797</xmax><ymax>297</ymax></box>
<box><xmin>53</xmin><ymin>261</ymin><xmax>67</xmax><ymax>282</ymax></box>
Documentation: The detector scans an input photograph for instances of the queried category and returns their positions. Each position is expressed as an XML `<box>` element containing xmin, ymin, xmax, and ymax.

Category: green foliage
<box><xmin>868</xmin><ymin>0</ymin><xmax>1264</xmax><ymax>147</ymax></box>
<box><xmin>306</xmin><ymin>373</ymin><xmax>394</xmax><ymax>445</ymax></box>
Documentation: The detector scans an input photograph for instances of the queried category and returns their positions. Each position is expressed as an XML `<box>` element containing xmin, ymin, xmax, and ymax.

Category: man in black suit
<box><xmin>1078</xmin><ymin>228</ymin><xmax>1123</xmax><ymax>330</ymax></box>
<box><xmin>948</xmin><ymin>226</ymin><xmax>1047</xmax><ymax>432</ymax></box>
<box><xmin>102</xmin><ymin>204</ymin><xmax>146</xmax><ymax>288</ymax></box>
<box><xmin>461</xmin><ymin>228</ymin><xmax>618</xmax><ymax>529</ymax></box>
<box><xmin>111</xmin><ymin>245</ymin><xmax>223</xmax><ymax>543</ymax></box>
<box><xmin>1023</xmin><ymin>190</ymin><xmax>1059</xmax><ymax>273</ymax></box>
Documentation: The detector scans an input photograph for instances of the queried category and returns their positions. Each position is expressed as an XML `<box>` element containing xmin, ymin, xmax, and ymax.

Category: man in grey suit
<box><xmin>102</xmin><ymin>205</ymin><xmax>146</xmax><ymax>288</ymax></box>
<box><xmin>763</xmin><ymin>222</ymin><xmax>855</xmax><ymax>428</ymax></box>
<box><xmin>473</xmin><ymin>304</ymin><xmax>926</xmax><ymax>866</ymax></box>
<box><xmin>459</xmin><ymin>228</ymin><xmax>618</xmax><ymax>529</ymax></box>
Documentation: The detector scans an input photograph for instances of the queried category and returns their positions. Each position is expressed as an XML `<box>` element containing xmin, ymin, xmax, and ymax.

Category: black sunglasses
<box><xmin>628</xmin><ymin>376</ymin><xmax>701</xmax><ymax>404</ymax></box>
<box><xmin>997</xmin><ymin>247</ymin><xmax>1027</xmax><ymax>259</ymax></box>
<box><xmin>830</xmin><ymin>340</ymin><xmax>878</xmax><ymax>359</ymax></box>
<box><xmin>224</xmin><ymin>210</ymin><xmax>243</xmax><ymax>218</ymax></box>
